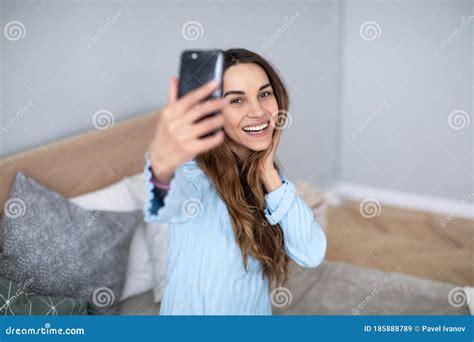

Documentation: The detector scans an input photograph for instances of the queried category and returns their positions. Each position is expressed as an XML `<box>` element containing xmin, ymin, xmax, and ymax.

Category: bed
<box><xmin>0</xmin><ymin>111</ymin><xmax>470</xmax><ymax>315</ymax></box>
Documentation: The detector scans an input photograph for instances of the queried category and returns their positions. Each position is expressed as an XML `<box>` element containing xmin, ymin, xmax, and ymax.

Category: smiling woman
<box><xmin>195</xmin><ymin>49</ymin><xmax>293</xmax><ymax>283</ymax></box>
<box><xmin>145</xmin><ymin>48</ymin><xmax>327</xmax><ymax>315</ymax></box>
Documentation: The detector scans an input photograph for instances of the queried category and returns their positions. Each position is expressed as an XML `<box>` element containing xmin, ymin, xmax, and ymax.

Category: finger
<box><xmin>273</xmin><ymin>129</ymin><xmax>281</xmax><ymax>145</ymax></box>
<box><xmin>191</xmin><ymin>129</ymin><xmax>225</xmax><ymax>154</ymax></box>
<box><xmin>168</xmin><ymin>76</ymin><xmax>178</xmax><ymax>104</ymax></box>
<box><xmin>176</xmin><ymin>79</ymin><xmax>220</xmax><ymax>112</ymax></box>
<box><xmin>181</xmin><ymin>98</ymin><xmax>229</xmax><ymax>125</ymax></box>
<box><xmin>188</xmin><ymin>114</ymin><xmax>225</xmax><ymax>139</ymax></box>
<box><xmin>265</xmin><ymin>129</ymin><xmax>280</xmax><ymax>157</ymax></box>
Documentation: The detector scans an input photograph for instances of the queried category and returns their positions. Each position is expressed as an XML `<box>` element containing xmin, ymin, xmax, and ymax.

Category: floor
<box><xmin>325</xmin><ymin>199</ymin><xmax>473</xmax><ymax>286</ymax></box>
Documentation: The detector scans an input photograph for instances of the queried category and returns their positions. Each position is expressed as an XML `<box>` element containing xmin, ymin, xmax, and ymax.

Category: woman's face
<box><xmin>221</xmin><ymin>63</ymin><xmax>279</xmax><ymax>157</ymax></box>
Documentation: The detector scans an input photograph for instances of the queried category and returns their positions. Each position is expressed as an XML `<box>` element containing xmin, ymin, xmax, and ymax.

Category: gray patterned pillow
<box><xmin>0</xmin><ymin>171</ymin><xmax>141</xmax><ymax>315</ymax></box>
<box><xmin>0</xmin><ymin>275</ymin><xmax>88</xmax><ymax>315</ymax></box>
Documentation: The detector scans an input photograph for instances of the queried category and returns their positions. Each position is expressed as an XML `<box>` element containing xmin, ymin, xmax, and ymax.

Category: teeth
<box><xmin>242</xmin><ymin>122</ymin><xmax>268</xmax><ymax>132</ymax></box>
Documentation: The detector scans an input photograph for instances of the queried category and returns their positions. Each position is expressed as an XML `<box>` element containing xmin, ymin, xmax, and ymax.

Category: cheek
<box><xmin>222</xmin><ymin>109</ymin><xmax>244</xmax><ymax>132</ymax></box>
<box><xmin>266</xmin><ymin>98</ymin><xmax>279</xmax><ymax>114</ymax></box>
<box><xmin>221</xmin><ymin>113</ymin><xmax>242</xmax><ymax>142</ymax></box>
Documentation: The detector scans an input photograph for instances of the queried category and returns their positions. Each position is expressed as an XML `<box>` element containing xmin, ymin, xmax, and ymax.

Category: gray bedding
<box><xmin>117</xmin><ymin>260</ymin><xmax>470</xmax><ymax>315</ymax></box>
<box><xmin>273</xmin><ymin>261</ymin><xmax>469</xmax><ymax>315</ymax></box>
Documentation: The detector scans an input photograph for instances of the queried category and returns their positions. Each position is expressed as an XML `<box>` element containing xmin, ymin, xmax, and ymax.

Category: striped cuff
<box><xmin>143</xmin><ymin>151</ymin><xmax>173</xmax><ymax>222</ymax></box>
<box><xmin>264</xmin><ymin>178</ymin><xmax>296</xmax><ymax>225</ymax></box>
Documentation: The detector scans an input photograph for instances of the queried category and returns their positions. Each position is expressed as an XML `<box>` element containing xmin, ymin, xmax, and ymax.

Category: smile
<box><xmin>241</xmin><ymin>120</ymin><xmax>270</xmax><ymax>137</ymax></box>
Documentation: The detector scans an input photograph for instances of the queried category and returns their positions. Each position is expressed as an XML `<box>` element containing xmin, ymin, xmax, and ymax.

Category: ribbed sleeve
<box><xmin>143</xmin><ymin>151</ymin><xmax>202</xmax><ymax>224</ymax></box>
<box><xmin>264</xmin><ymin>173</ymin><xmax>327</xmax><ymax>268</ymax></box>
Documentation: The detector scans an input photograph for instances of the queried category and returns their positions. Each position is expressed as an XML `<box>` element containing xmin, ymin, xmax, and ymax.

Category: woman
<box><xmin>144</xmin><ymin>48</ymin><xmax>326</xmax><ymax>315</ymax></box>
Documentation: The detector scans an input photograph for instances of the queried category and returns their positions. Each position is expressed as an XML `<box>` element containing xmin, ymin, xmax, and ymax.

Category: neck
<box><xmin>230</xmin><ymin>141</ymin><xmax>248</xmax><ymax>160</ymax></box>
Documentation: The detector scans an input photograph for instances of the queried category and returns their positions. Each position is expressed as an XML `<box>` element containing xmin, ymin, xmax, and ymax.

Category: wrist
<box><xmin>262</xmin><ymin>168</ymin><xmax>282</xmax><ymax>193</ymax></box>
<box><xmin>152</xmin><ymin>167</ymin><xmax>174</xmax><ymax>185</ymax></box>
<box><xmin>149</xmin><ymin>155</ymin><xmax>174</xmax><ymax>185</ymax></box>
<box><xmin>150</xmin><ymin>173</ymin><xmax>171</xmax><ymax>190</ymax></box>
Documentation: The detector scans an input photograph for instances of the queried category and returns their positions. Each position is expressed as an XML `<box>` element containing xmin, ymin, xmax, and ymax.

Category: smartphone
<box><xmin>177</xmin><ymin>49</ymin><xmax>224</xmax><ymax>139</ymax></box>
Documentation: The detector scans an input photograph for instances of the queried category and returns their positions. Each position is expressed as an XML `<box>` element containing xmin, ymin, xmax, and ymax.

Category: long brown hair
<box><xmin>195</xmin><ymin>48</ymin><xmax>290</xmax><ymax>288</ymax></box>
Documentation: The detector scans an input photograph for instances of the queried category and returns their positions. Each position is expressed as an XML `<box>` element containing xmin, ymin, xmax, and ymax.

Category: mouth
<box><xmin>241</xmin><ymin>120</ymin><xmax>271</xmax><ymax>138</ymax></box>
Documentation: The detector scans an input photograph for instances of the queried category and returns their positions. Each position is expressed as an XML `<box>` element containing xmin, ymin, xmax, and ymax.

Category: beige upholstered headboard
<box><xmin>0</xmin><ymin>111</ymin><xmax>158</xmax><ymax>216</ymax></box>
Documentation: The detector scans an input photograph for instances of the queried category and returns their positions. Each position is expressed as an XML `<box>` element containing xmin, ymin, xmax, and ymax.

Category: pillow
<box><xmin>0</xmin><ymin>171</ymin><xmax>141</xmax><ymax>315</ymax></box>
<box><xmin>144</xmin><ymin>220</ymin><xmax>168</xmax><ymax>303</ymax></box>
<box><xmin>70</xmin><ymin>176</ymin><xmax>155</xmax><ymax>302</ymax></box>
<box><xmin>464</xmin><ymin>287</ymin><xmax>474</xmax><ymax>315</ymax></box>
<box><xmin>0</xmin><ymin>221</ymin><xmax>3</xmax><ymax>254</ymax></box>
<box><xmin>123</xmin><ymin>173</ymin><xmax>168</xmax><ymax>303</ymax></box>
<box><xmin>0</xmin><ymin>276</ymin><xmax>88</xmax><ymax>315</ymax></box>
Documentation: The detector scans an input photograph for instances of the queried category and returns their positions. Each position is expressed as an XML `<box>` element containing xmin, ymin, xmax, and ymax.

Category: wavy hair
<box><xmin>195</xmin><ymin>48</ymin><xmax>290</xmax><ymax>288</ymax></box>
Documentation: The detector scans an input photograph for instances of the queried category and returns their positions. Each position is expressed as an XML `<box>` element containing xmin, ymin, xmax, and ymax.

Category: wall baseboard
<box><xmin>325</xmin><ymin>182</ymin><xmax>473</xmax><ymax>220</ymax></box>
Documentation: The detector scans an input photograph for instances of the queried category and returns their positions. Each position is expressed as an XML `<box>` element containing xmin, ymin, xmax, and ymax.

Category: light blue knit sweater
<box><xmin>143</xmin><ymin>152</ymin><xmax>327</xmax><ymax>315</ymax></box>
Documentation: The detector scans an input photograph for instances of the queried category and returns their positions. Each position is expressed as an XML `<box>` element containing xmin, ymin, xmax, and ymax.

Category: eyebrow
<box><xmin>223</xmin><ymin>82</ymin><xmax>272</xmax><ymax>97</ymax></box>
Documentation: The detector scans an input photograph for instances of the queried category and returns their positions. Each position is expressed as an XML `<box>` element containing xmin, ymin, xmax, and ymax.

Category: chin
<box><xmin>244</xmin><ymin>140</ymin><xmax>272</xmax><ymax>152</ymax></box>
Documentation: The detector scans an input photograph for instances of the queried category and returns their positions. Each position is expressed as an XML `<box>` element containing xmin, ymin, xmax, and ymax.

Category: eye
<box><xmin>260</xmin><ymin>91</ymin><xmax>272</xmax><ymax>98</ymax></box>
<box><xmin>230</xmin><ymin>98</ymin><xmax>242</xmax><ymax>104</ymax></box>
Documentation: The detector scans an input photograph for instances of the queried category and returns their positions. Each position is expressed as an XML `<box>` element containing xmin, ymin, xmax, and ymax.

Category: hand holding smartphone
<box><xmin>147</xmin><ymin>49</ymin><xmax>227</xmax><ymax>184</ymax></box>
<box><xmin>177</xmin><ymin>49</ymin><xmax>224</xmax><ymax>138</ymax></box>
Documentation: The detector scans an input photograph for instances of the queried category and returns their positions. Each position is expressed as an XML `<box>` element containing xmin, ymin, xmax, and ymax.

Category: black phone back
<box><xmin>177</xmin><ymin>50</ymin><xmax>224</xmax><ymax>139</ymax></box>
<box><xmin>177</xmin><ymin>50</ymin><xmax>223</xmax><ymax>100</ymax></box>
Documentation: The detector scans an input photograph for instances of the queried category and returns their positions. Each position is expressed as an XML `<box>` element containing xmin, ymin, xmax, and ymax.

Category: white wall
<box><xmin>0</xmin><ymin>0</ymin><xmax>342</xmax><ymax>189</ymax></box>
<box><xmin>1</xmin><ymin>0</ymin><xmax>472</xmax><ymax>204</ymax></box>
<box><xmin>339</xmin><ymin>0</ymin><xmax>472</xmax><ymax>202</ymax></box>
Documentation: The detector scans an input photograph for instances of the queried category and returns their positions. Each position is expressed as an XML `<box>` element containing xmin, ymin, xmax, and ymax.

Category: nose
<box><xmin>247</xmin><ymin>100</ymin><xmax>266</xmax><ymax>119</ymax></box>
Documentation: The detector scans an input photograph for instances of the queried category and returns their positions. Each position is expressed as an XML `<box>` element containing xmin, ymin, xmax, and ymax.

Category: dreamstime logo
<box><xmin>182</xmin><ymin>198</ymin><xmax>203</xmax><ymax>218</ymax></box>
<box><xmin>439</xmin><ymin>193</ymin><xmax>473</xmax><ymax>228</ymax></box>
<box><xmin>4</xmin><ymin>322</ymin><xmax>85</xmax><ymax>335</ymax></box>
<box><xmin>4</xmin><ymin>20</ymin><xmax>26</xmax><ymax>41</ymax></box>
<box><xmin>270</xmin><ymin>109</ymin><xmax>292</xmax><ymax>130</ymax></box>
<box><xmin>352</xmin><ymin>278</ymin><xmax>389</xmax><ymax>315</ymax></box>
<box><xmin>84</xmin><ymin>7</ymin><xmax>127</xmax><ymax>50</ymax></box>
<box><xmin>448</xmin><ymin>287</ymin><xmax>469</xmax><ymax>308</ymax></box>
<box><xmin>440</xmin><ymin>16</ymin><xmax>473</xmax><ymax>50</ymax></box>
<box><xmin>4</xmin><ymin>198</ymin><xmax>26</xmax><ymax>218</ymax></box>
<box><xmin>92</xmin><ymin>110</ymin><xmax>115</xmax><ymax>130</ymax></box>
<box><xmin>92</xmin><ymin>287</ymin><xmax>114</xmax><ymax>308</ymax></box>
<box><xmin>359</xmin><ymin>21</ymin><xmax>381</xmax><ymax>41</ymax></box>
<box><xmin>85</xmin><ymin>209</ymin><xmax>105</xmax><ymax>227</ymax></box>
<box><xmin>0</xmin><ymin>278</ymin><xmax>34</xmax><ymax>313</ymax></box>
<box><xmin>0</xmin><ymin>100</ymin><xmax>34</xmax><ymax>137</ymax></box>
<box><xmin>448</xmin><ymin>109</ymin><xmax>470</xmax><ymax>131</ymax></box>
<box><xmin>352</xmin><ymin>98</ymin><xmax>393</xmax><ymax>139</ymax></box>
<box><xmin>270</xmin><ymin>287</ymin><xmax>292</xmax><ymax>307</ymax></box>
<box><xmin>84</xmin><ymin>11</ymin><xmax>124</xmax><ymax>50</ymax></box>
<box><xmin>262</xmin><ymin>12</ymin><xmax>300</xmax><ymax>49</ymax></box>
<box><xmin>175</xmin><ymin>100</ymin><xmax>211</xmax><ymax>138</ymax></box>
<box><xmin>359</xmin><ymin>198</ymin><xmax>381</xmax><ymax>219</ymax></box>
<box><xmin>182</xmin><ymin>21</ymin><xmax>204</xmax><ymax>41</ymax></box>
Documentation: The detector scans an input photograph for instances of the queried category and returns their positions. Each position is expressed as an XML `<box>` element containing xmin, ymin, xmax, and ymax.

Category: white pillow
<box><xmin>70</xmin><ymin>175</ymin><xmax>155</xmax><ymax>302</ymax></box>
<box><xmin>123</xmin><ymin>173</ymin><xmax>168</xmax><ymax>303</ymax></box>
<box><xmin>464</xmin><ymin>287</ymin><xmax>474</xmax><ymax>315</ymax></box>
